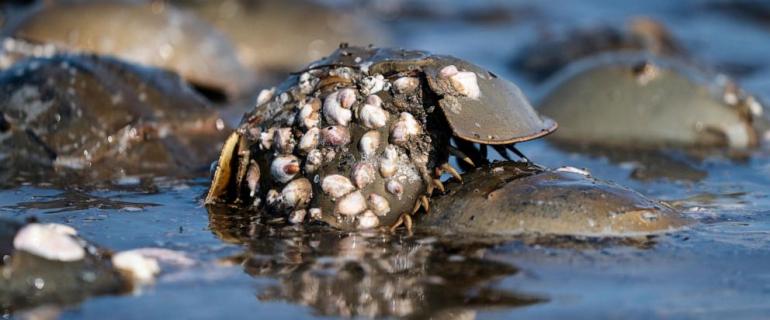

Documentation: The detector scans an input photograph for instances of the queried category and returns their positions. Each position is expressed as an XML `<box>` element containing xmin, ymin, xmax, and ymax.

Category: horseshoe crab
<box><xmin>206</xmin><ymin>45</ymin><xmax>557</xmax><ymax>231</ymax></box>
<box><xmin>511</xmin><ymin>16</ymin><xmax>685</xmax><ymax>82</ymax></box>
<box><xmin>0</xmin><ymin>53</ymin><xmax>229</xmax><ymax>184</ymax></box>
<box><xmin>176</xmin><ymin>0</ymin><xmax>389</xmax><ymax>74</ymax></box>
<box><xmin>538</xmin><ymin>54</ymin><xmax>764</xmax><ymax>151</ymax></box>
<box><xmin>5</xmin><ymin>1</ymin><xmax>255</xmax><ymax>99</ymax></box>
<box><xmin>420</xmin><ymin>161</ymin><xmax>692</xmax><ymax>237</ymax></box>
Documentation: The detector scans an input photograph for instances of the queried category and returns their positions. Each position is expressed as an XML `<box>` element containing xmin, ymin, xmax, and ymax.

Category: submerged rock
<box><xmin>0</xmin><ymin>220</ymin><xmax>171</xmax><ymax>313</ymax></box>
<box><xmin>511</xmin><ymin>16</ymin><xmax>685</xmax><ymax>82</ymax></box>
<box><xmin>420</xmin><ymin>161</ymin><xmax>692</xmax><ymax>237</ymax></box>
<box><xmin>538</xmin><ymin>54</ymin><xmax>764</xmax><ymax>151</ymax></box>
<box><xmin>0</xmin><ymin>221</ymin><xmax>127</xmax><ymax>312</ymax></box>
<box><xmin>0</xmin><ymin>53</ymin><xmax>229</xmax><ymax>185</ymax></box>
<box><xmin>5</xmin><ymin>1</ymin><xmax>255</xmax><ymax>98</ymax></box>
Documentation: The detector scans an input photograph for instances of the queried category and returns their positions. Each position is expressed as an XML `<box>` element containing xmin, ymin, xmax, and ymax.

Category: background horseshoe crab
<box><xmin>4</xmin><ymin>1</ymin><xmax>256</xmax><ymax>99</ymax></box>
<box><xmin>0</xmin><ymin>53</ymin><xmax>229</xmax><ymax>185</ymax></box>
<box><xmin>173</xmin><ymin>0</ymin><xmax>390</xmax><ymax>75</ymax></box>
<box><xmin>206</xmin><ymin>46</ymin><xmax>556</xmax><ymax>231</ymax></box>
<box><xmin>511</xmin><ymin>16</ymin><xmax>686</xmax><ymax>82</ymax></box>
<box><xmin>538</xmin><ymin>53</ymin><xmax>765</xmax><ymax>151</ymax></box>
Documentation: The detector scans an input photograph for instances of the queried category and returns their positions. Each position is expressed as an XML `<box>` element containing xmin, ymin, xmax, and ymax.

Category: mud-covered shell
<box><xmin>5</xmin><ymin>1</ymin><xmax>255</xmax><ymax>98</ymax></box>
<box><xmin>312</xmin><ymin>46</ymin><xmax>557</xmax><ymax>144</ymax></box>
<box><xmin>421</xmin><ymin>161</ymin><xmax>692</xmax><ymax>237</ymax></box>
<box><xmin>538</xmin><ymin>54</ymin><xmax>760</xmax><ymax>150</ymax></box>
<box><xmin>0</xmin><ymin>53</ymin><xmax>228</xmax><ymax>182</ymax></box>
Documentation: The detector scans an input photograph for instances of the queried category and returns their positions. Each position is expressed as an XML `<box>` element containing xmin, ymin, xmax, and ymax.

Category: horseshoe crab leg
<box><xmin>506</xmin><ymin>144</ymin><xmax>530</xmax><ymax>162</ymax></box>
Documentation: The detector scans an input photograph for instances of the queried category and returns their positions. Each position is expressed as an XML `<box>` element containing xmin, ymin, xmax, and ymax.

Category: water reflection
<box><xmin>207</xmin><ymin>206</ymin><xmax>545</xmax><ymax>319</ymax></box>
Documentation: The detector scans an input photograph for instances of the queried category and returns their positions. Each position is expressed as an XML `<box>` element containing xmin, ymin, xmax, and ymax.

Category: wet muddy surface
<box><xmin>2</xmin><ymin>0</ymin><xmax>770</xmax><ymax>319</ymax></box>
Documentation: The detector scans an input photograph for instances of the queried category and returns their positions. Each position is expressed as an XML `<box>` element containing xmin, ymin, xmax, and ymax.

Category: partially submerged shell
<box><xmin>206</xmin><ymin>46</ymin><xmax>555</xmax><ymax>230</ymax></box>
<box><xmin>538</xmin><ymin>54</ymin><xmax>762</xmax><ymax>150</ymax></box>
<box><xmin>5</xmin><ymin>1</ymin><xmax>255</xmax><ymax>98</ymax></box>
<box><xmin>0</xmin><ymin>53</ymin><xmax>228</xmax><ymax>184</ymax></box>
<box><xmin>421</xmin><ymin>161</ymin><xmax>692</xmax><ymax>237</ymax></box>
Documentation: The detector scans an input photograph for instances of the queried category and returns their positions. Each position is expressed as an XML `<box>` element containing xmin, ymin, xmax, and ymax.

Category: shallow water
<box><xmin>3</xmin><ymin>0</ymin><xmax>770</xmax><ymax>318</ymax></box>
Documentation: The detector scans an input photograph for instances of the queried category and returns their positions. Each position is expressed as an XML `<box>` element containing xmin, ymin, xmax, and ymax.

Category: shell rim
<box><xmin>451</xmin><ymin>116</ymin><xmax>559</xmax><ymax>145</ymax></box>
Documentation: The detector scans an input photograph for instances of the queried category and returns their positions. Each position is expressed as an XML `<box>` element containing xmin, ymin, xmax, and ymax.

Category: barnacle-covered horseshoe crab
<box><xmin>206</xmin><ymin>45</ymin><xmax>557</xmax><ymax>231</ymax></box>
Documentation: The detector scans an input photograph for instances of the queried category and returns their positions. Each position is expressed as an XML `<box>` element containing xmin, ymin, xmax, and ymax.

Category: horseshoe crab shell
<box><xmin>314</xmin><ymin>47</ymin><xmax>558</xmax><ymax>145</ymax></box>
<box><xmin>206</xmin><ymin>46</ymin><xmax>555</xmax><ymax>230</ymax></box>
<box><xmin>0</xmin><ymin>53</ymin><xmax>228</xmax><ymax>184</ymax></box>
<box><xmin>421</xmin><ymin>161</ymin><xmax>692</xmax><ymax>237</ymax></box>
<box><xmin>5</xmin><ymin>1</ymin><xmax>255</xmax><ymax>98</ymax></box>
<box><xmin>538</xmin><ymin>54</ymin><xmax>761</xmax><ymax>150</ymax></box>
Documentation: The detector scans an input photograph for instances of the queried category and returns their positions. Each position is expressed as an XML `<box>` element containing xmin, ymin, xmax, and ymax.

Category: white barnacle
<box><xmin>393</xmin><ymin>76</ymin><xmax>419</xmax><ymax>93</ymax></box>
<box><xmin>298</xmin><ymin>97</ymin><xmax>321</xmax><ymax>128</ymax></box>
<box><xmin>351</xmin><ymin>162</ymin><xmax>377</xmax><ymax>189</ymax></box>
<box><xmin>386</xmin><ymin>180</ymin><xmax>404</xmax><ymax>199</ymax></box>
<box><xmin>323</xmin><ymin>91</ymin><xmax>353</xmax><ymax>126</ymax></box>
<box><xmin>338</xmin><ymin>88</ymin><xmax>357</xmax><ymax>109</ymax></box>
<box><xmin>361</xmin><ymin>74</ymin><xmax>387</xmax><ymax>95</ymax></box>
<box><xmin>309</xmin><ymin>208</ymin><xmax>322</xmax><ymax>220</ymax></box>
<box><xmin>281</xmin><ymin>178</ymin><xmax>313</xmax><ymax>208</ymax></box>
<box><xmin>246</xmin><ymin>160</ymin><xmax>260</xmax><ymax>197</ymax></box>
<box><xmin>357</xmin><ymin>210</ymin><xmax>380</xmax><ymax>229</ymax></box>
<box><xmin>259</xmin><ymin>127</ymin><xmax>276</xmax><ymax>150</ymax></box>
<box><xmin>298</xmin><ymin>127</ymin><xmax>320</xmax><ymax>154</ymax></box>
<box><xmin>379</xmin><ymin>145</ymin><xmax>399</xmax><ymax>178</ymax></box>
<box><xmin>266</xmin><ymin>189</ymin><xmax>282</xmax><ymax>207</ymax></box>
<box><xmin>359</xmin><ymin>103</ymin><xmax>389</xmax><ymax>129</ymax></box>
<box><xmin>289</xmin><ymin>209</ymin><xmax>307</xmax><ymax>224</ymax></box>
<box><xmin>270</xmin><ymin>155</ymin><xmax>300</xmax><ymax>183</ymax></box>
<box><xmin>336</xmin><ymin>191</ymin><xmax>367</xmax><ymax>216</ymax></box>
<box><xmin>321</xmin><ymin>126</ymin><xmax>351</xmax><ymax>146</ymax></box>
<box><xmin>274</xmin><ymin>127</ymin><xmax>296</xmax><ymax>154</ymax></box>
<box><xmin>299</xmin><ymin>72</ymin><xmax>318</xmax><ymax>94</ymax></box>
<box><xmin>112</xmin><ymin>250</ymin><xmax>161</xmax><ymax>286</ymax></box>
<box><xmin>359</xmin><ymin>131</ymin><xmax>381</xmax><ymax>158</ymax></box>
<box><xmin>367</xmin><ymin>193</ymin><xmax>390</xmax><ymax>216</ymax></box>
<box><xmin>305</xmin><ymin>149</ymin><xmax>324</xmax><ymax>174</ymax></box>
<box><xmin>366</xmin><ymin>94</ymin><xmax>383</xmax><ymax>107</ymax></box>
<box><xmin>390</xmin><ymin>112</ymin><xmax>422</xmax><ymax>146</ymax></box>
<box><xmin>321</xmin><ymin>174</ymin><xmax>356</xmax><ymax>198</ymax></box>
<box><xmin>256</xmin><ymin>87</ymin><xmax>275</xmax><ymax>106</ymax></box>
<box><xmin>440</xmin><ymin>65</ymin><xmax>481</xmax><ymax>99</ymax></box>
<box><xmin>13</xmin><ymin>223</ymin><xmax>84</xmax><ymax>262</ymax></box>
